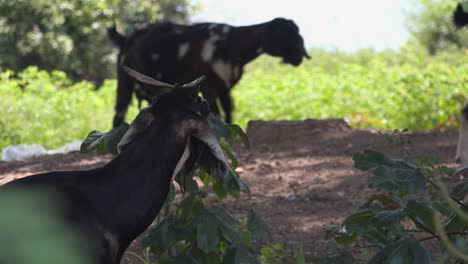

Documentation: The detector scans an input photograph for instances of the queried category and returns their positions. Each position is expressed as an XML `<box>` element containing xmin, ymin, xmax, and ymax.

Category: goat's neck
<box><xmin>100</xmin><ymin>133</ymin><xmax>186</xmax><ymax>249</ymax></box>
<box><xmin>229</xmin><ymin>23</ymin><xmax>267</xmax><ymax>65</ymax></box>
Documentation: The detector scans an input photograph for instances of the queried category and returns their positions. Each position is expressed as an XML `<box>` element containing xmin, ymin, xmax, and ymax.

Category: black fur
<box><xmin>454</xmin><ymin>3</ymin><xmax>468</xmax><ymax>27</ymax></box>
<box><xmin>108</xmin><ymin>18</ymin><xmax>309</xmax><ymax>127</ymax></box>
<box><xmin>1</xmin><ymin>85</ymin><xmax>218</xmax><ymax>264</ymax></box>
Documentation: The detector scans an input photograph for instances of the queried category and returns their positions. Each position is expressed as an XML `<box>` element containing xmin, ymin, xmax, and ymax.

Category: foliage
<box><xmin>81</xmin><ymin>114</ymin><xmax>274</xmax><ymax>263</ymax></box>
<box><xmin>319</xmin><ymin>144</ymin><xmax>468</xmax><ymax>263</ymax></box>
<box><xmin>406</xmin><ymin>0</ymin><xmax>468</xmax><ymax>54</ymax></box>
<box><xmin>0</xmin><ymin>188</ymin><xmax>90</xmax><ymax>263</ymax></box>
<box><xmin>0</xmin><ymin>0</ymin><xmax>197</xmax><ymax>84</ymax></box>
<box><xmin>1</xmin><ymin>48</ymin><xmax>467</xmax><ymax>154</ymax></box>
<box><xmin>0</xmin><ymin>66</ymin><xmax>141</xmax><ymax>153</ymax></box>
<box><xmin>233</xmin><ymin>49</ymin><xmax>468</xmax><ymax>130</ymax></box>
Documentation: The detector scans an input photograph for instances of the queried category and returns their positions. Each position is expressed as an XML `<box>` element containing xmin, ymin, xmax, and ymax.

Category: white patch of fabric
<box><xmin>178</xmin><ymin>42</ymin><xmax>190</xmax><ymax>60</ymax></box>
<box><xmin>151</xmin><ymin>53</ymin><xmax>160</xmax><ymax>61</ymax></box>
<box><xmin>212</xmin><ymin>60</ymin><xmax>233</xmax><ymax>88</ymax></box>
<box><xmin>201</xmin><ymin>34</ymin><xmax>220</xmax><ymax>62</ymax></box>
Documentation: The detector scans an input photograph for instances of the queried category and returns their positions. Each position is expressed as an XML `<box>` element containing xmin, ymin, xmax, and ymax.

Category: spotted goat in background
<box><xmin>453</xmin><ymin>2</ymin><xmax>468</xmax><ymax>166</ymax></box>
<box><xmin>108</xmin><ymin>18</ymin><xmax>310</xmax><ymax>127</ymax></box>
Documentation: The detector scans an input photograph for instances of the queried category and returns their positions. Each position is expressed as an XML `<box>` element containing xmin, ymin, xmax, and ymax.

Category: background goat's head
<box><xmin>454</xmin><ymin>3</ymin><xmax>468</xmax><ymax>27</ymax></box>
<box><xmin>262</xmin><ymin>18</ymin><xmax>310</xmax><ymax>66</ymax></box>
<box><xmin>117</xmin><ymin>66</ymin><xmax>229</xmax><ymax>179</ymax></box>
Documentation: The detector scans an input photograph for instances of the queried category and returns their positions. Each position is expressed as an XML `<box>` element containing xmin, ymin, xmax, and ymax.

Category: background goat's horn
<box><xmin>121</xmin><ymin>65</ymin><xmax>175</xmax><ymax>89</ymax></box>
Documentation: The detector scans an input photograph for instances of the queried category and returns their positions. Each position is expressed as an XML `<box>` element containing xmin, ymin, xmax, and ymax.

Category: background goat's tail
<box><xmin>107</xmin><ymin>24</ymin><xmax>126</xmax><ymax>49</ymax></box>
<box><xmin>454</xmin><ymin>3</ymin><xmax>468</xmax><ymax>27</ymax></box>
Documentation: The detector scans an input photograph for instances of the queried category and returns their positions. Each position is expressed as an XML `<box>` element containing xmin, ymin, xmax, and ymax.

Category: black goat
<box><xmin>108</xmin><ymin>18</ymin><xmax>309</xmax><ymax>127</ymax></box>
<box><xmin>454</xmin><ymin>2</ymin><xmax>468</xmax><ymax>27</ymax></box>
<box><xmin>1</xmin><ymin>68</ymin><xmax>228</xmax><ymax>264</ymax></box>
<box><xmin>453</xmin><ymin>3</ymin><xmax>468</xmax><ymax>166</ymax></box>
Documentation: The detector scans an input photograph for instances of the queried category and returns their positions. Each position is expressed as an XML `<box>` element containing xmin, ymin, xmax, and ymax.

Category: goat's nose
<box><xmin>456</xmin><ymin>157</ymin><xmax>462</xmax><ymax>164</ymax></box>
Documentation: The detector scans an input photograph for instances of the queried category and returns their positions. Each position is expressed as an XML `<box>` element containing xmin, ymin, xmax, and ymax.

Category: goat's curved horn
<box><xmin>182</xmin><ymin>75</ymin><xmax>206</xmax><ymax>88</ymax></box>
<box><xmin>121</xmin><ymin>65</ymin><xmax>175</xmax><ymax>89</ymax></box>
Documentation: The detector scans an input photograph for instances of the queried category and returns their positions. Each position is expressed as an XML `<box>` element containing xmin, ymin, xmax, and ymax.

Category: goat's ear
<box><xmin>117</xmin><ymin>107</ymin><xmax>154</xmax><ymax>153</ymax></box>
<box><xmin>191</xmin><ymin>121</ymin><xmax>229</xmax><ymax>180</ymax></box>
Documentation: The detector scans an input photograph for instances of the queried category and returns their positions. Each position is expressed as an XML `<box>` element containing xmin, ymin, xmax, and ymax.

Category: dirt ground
<box><xmin>0</xmin><ymin>119</ymin><xmax>459</xmax><ymax>263</ymax></box>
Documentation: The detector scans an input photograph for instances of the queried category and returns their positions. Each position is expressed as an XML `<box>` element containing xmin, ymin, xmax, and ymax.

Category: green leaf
<box><xmin>247</xmin><ymin>210</ymin><xmax>272</xmax><ymax>242</ymax></box>
<box><xmin>229</xmin><ymin>167</ymin><xmax>251</xmax><ymax>195</ymax></box>
<box><xmin>190</xmin><ymin>245</ymin><xmax>222</xmax><ymax>264</ymax></box>
<box><xmin>371</xmin><ymin>207</ymin><xmax>406</xmax><ymax>227</ymax></box>
<box><xmin>223</xmin><ymin>243</ymin><xmax>260</xmax><ymax>264</ymax></box>
<box><xmin>220</xmin><ymin>140</ymin><xmax>238</xmax><ymax>169</ymax></box>
<box><xmin>354</xmin><ymin>150</ymin><xmax>425</xmax><ymax>195</ymax></box>
<box><xmin>445</xmin><ymin>212</ymin><xmax>468</xmax><ymax>233</ymax></box>
<box><xmin>363</xmin><ymin>194</ymin><xmax>401</xmax><ymax>210</ymax></box>
<box><xmin>368</xmin><ymin>235</ymin><xmax>431</xmax><ymax>264</ymax></box>
<box><xmin>228</xmin><ymin>124</ymin><xmax>250</xmax><ymax>149</ymax></box>
<box><xmin>353</xmin><ymin>150</ymin><xmax>389</xmax><ymax>170</ymax></box>
<box><xmin>196</xmin><ymin>212</ymin><xmax>220</xmax><ymax>253</ymax></box>
<box><xmin>407</xmin><ymin>199</ymin><xmax>437</xmax><ymax>233</ymax></box>
<box><xmin>208</xmin><ymin>207</ymin><xmax>241</xmax><ymax>243</ymax></box>
<box><xmin>344</xmin><ymin>210</ymin><xmax>375</xmax><ymax>225</ymax></box>
<box><xmin>450</xmin><ymin>179</ymin><xmax>468</xmax><ymax>200</ymax></box>
<box><xmin>80</xmin><ymin>123</ymin><xmax>129</xmax><ymax>155</ymax></box>
<box><xmin>343</xmin><ymin>210</ymin><xmax>388</xmax><ymax>246</ymax></box>
<box><xmin>143</xmin><ymin>215</ymin><xmax>177</xmax><ymax>254</ymax></box>
<box><xmin>370</xmin><ymin>163</ymin><xmax>425</xmax><ymax>195</ymax></box>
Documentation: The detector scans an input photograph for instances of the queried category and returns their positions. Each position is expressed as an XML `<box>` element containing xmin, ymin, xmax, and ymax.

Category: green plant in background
<box><xmin>1</xmin><ymin>49</ymin><xmax>467</xmax><ymax>154</ymax></box>
<box><xmin>407</xmin><ymin>0</ymin><xmax>468</xmax><ymax>55</ymax></box>
<box><xmin>0</xmin><ymin>188</ymin><xmax>91</xmax><ymax>263</ymax></box>
<box><xmin>81</xmin><ymin>115</ymin><xmax>272</xmax><ymax>263</ymax></box>
<box><xmin>233</xmin><ymin>53</ymin><xmax>468</xmax><ymax>130</ymax></box>
<box><xmin>318</xmin><ymin>147</ymin><xmax>468</xmax><ymax>263</ymax></box>
<box><xmin>0</xmin><ymin>0</ymin><xmax>197</xmax><ymax>84</ymax></box>
<box><xmin>0</xmin><ymin>66</ymin><xmax>141</xmax><ymax>152</ymax></box>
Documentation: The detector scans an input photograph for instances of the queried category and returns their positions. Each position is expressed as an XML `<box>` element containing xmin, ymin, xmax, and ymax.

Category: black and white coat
<box><xmin>108</xmin><ymin>18</ymin><xmax>309</xmax><ymax>127</ymax></box>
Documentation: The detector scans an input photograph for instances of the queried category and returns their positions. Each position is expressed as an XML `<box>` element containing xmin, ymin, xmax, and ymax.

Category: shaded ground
<box><xmin>0</xmin><ymin>119</ymin><xmax>459</xmax><ymax>262</ymax></box>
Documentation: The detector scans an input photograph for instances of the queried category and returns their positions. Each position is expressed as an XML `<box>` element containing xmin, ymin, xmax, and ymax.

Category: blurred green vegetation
<box><xmin>233</xmin><ymin>47</ymin><xmax>468</xmax><ymax>130</ymax></box>
<box><xmin>0</xmin><ymin>66</ymin><xmax>140</xmax><ymax>150</ymax></box>
<box><xmin>1</xmin><ymin>48</ymin><xmax>467</xmax><ymax>153</ymax></box>
<box><xmin>0</xmin><ymin>188</ymin><xmax>90</xmax><ymax>263</ymax></box>
<box><xmin>407</xmin><ymin>0</ymin><xmax>468</xmax><ymax>54</ymax></box>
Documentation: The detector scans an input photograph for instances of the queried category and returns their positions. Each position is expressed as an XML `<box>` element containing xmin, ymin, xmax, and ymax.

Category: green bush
<box><xmin>233</xmin><ymin>50</ymin><xmax>468</xmax><ymax>130</ymax></box>
<box><xmin>1</xmin><ymin>48</ymin><xmax>467</xmax><ymax>153</ymax></box>
<box><xmin>0</xmin><ymin>66</ymin><xmax>140</xmax><ymax>151</ymax></box>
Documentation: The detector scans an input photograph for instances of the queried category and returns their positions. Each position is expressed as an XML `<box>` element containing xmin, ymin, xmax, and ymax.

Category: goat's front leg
<box><xmin>113</xmin><ymin>66</ymin><xmax>134</xmax><ymax>128</ymax></box>
<box><xmin>219</xmin><ymin>87</ymin><xmax>233</xmax><ymax>123</ymax></box>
